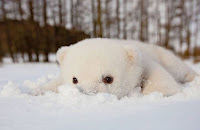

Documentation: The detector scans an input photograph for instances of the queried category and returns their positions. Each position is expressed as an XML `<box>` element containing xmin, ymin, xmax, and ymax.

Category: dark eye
<box><xmin>102</xmin><ymin>76</ymin><xmax>113</xmax><ymax>84</ymax></box>
<box><xmin>73</xmin><ymin>77</ymin><xmax>78</xmax><ymax>84</ymax></box>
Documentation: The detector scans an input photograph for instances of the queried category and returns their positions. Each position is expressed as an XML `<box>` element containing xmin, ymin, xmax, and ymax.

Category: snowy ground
<box><xmin>0</xmin><ymin>61</ymin><xmax>200</xmax><ymax>130</ymax></box>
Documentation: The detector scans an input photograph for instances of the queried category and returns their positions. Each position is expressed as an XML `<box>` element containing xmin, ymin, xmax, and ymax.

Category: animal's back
<box><xmin>131</xmin><ymin>40</ymin><xmax>197</xmax><ymax>83</ymax></box>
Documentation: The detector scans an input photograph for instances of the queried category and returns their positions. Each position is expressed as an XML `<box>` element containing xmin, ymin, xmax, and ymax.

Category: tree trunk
<box><xmin>17</xmin><ymin>0</ymin><xmax>23</xmax><ymax>20</ymax></box>
<box><xmin>164</xmin><ymin>0</ymin><xmax>171</xmax><ymax>49</ymax></box>
<box><xmin>105</xmin><ymin>0</ymin><xmax>110</xmax><ymax>38</ymax></box>
<box><xmin>70</xmin><ymin>0</ymin><xmax>74</xmax><ymax>28</ymax></box>
<box><xmin>97</xmin><ymin>0</ymin><xmax>102</xmax><ymax>37</ymax></box>
<box><xmin>43</xmin><ymin>0</ymin><xmax>49</xmax><ymax>62</ymax></box>
<box><xmin>27</xmin><ymin>50</ymin><xmax>32</xmax><ymax>62</ymax></box>
<box><xmin>28</xmin><ymin>0</ymin><xmax>34</xmax><ymax>22</ymax></box>
<box><xmin>58</xmin><ymin>0</ymin><xmax>63</xmax><ymax>26</ymax></box>
<box><xmin>116</xmin><ymin>0</ymin><xmax>120</xmax><ymax>38</ymax></box>
<box><xmin>91</xmin><ymin>0</ymin><xmax>97</xmax><ymax>37</ymax></box>
<box><xmin>123</xmin><ymin>0</ymin><xmax>127</xmax><ymax>39</ymax></box>
<box><xmin>139</xmin><ymin>0</ymin><xmax>144</xmax><ymax>41</ymax></box>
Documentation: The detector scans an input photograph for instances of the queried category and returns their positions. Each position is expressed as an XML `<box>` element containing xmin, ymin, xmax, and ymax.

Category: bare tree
<box><xmin>122</xmin><ymin>0</ymin><xmax>127</xmax><ymax>39</ymax></box>
<box><xmin>34</xmin><ymin>0</ymin><xmax>42</xmax><ymax>62</ymax></box>
<box><xmin>1</xmin><ymin>0</ymin><xmax>16</xmax><ymax>62</ymax></box>
<box><xmin>185</xmin><ymin>0</ymin><xmax>193</xmax><ymax>57</ymax></box>
<box><xmin>42</xmin><ymin>0</ymin><xmax>47</xmax><ymax>26</ymax></box>
<box><xmin>97</xmin><ymin>0</ymin><xmax>102</xmax><ymax>37</ymax></box>
<box><xmin>105</xmin><ymin>0</ymin><xmax>111</xmax><ymax>38</ymax></box>
<box><xmin>155</xmin><ymin>0</ymin><xmax>162</xmax><ymax>45</ymax></box>
<box><xmin>91</xmin><ymin>0</ymin><xmax>97</xmax><ymax>37</ymax></box>
<box><xmin>178</xmin><ymin>0</ymin><xmax>185</xmax><ymax>52</ymax></box>
<box><xmin>74</xmin><ymin>0</ymin><xmax>79</xmax><ymax>29</ymax></box>
<box><xmin>163</xmin><ymin>0</ymin><xmax>172</xmax><ymax>48</ymax></box>
<box><xmin>70</xmin><ymin>0</ymin><xmax>74</xmax><ymax>28</ymax></box>
<box><xmin>17</xmin><ymin>0</ymin><xmax>23</xmax><ymax>20</ymax></box>
<box><xmin>138</xmin><ymin>0</ymin><xmax>149</xmax><ymax>42</ymax></box>
<box><xmin>1</xmin><ymin>0</ymin><xmax>6</xmax><ymax>21</ymax></box>
<box><xmin>116</xmin><ymin>0</ymin><xmax>120</xmax><ymax>38</ymax></box>
<box><xmin>194</xmin><ymin>0</ymin><xmax>200</xmax><ymax>61</ymax></box>
<box><xmin>58</xmin><ymin>0</ymin><xmax>63</xmax><ymax>26</ymax></box>
<box><xmin>42</xmin><ymin>0</ymin><xmax>49</xmax><ymax>62</ymax></box>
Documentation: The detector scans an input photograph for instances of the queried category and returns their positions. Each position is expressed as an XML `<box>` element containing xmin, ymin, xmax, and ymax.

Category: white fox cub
<box><xmin>41</xmin><ymin>38</ymin><xmax>197</xmax><ymax>98</ymax></box>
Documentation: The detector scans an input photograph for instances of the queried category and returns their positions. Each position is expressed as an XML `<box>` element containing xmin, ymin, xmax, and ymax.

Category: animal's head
<box><xmin>57</xmin><ymin>39</ymin><xmax>143</xmax><ymax>98</ymax></box>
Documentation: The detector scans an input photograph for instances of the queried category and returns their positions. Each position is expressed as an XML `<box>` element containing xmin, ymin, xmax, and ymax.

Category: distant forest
<box><xmin>0</xmin><ymin>0</ymin><xmax>200</xmax><ymax>63</ymax></box>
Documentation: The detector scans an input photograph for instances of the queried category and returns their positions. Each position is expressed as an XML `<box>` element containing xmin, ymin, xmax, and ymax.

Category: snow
<box><xmin>0</xmin><ymin>62</ymin><xmax>200</xmax><ymax>130</ymax></box>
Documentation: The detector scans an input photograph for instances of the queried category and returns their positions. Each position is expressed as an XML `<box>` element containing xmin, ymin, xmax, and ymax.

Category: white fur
<box><xmin>42</xmin><ymin>38</ymin><xmax>197</xmax><ymax>98</ymax></box>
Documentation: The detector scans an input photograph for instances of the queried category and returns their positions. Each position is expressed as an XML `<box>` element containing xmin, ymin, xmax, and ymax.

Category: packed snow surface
<box><xmin>0</xmin><ymin>62</ymin><xmax>200</xmax><ymax>130</ymax></box>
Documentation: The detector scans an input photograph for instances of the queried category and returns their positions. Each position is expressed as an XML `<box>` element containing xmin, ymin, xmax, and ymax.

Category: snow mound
<box><xmin>1</xmin><ymin>76</ymin><xmax>200</xmax><ymax>109</ymax></box>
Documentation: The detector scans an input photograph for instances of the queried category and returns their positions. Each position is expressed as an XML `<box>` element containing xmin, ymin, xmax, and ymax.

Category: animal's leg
<box><xmin>157</xmin><ymin>47</ymin><xmax>197</xmax><ymax>83</ymax></box>
<box><xmin>40</xmin><ymin>75</ymin><xmax>64</xmax><ymax>93</ymax></box>
<box><xmin>142</xmin><ymin>61</ymin><xmax>181</xmax><ymax>96</ymax></box>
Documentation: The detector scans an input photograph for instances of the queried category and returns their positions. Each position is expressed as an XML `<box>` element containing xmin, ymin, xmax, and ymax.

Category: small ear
<box><xmin>56</xmin><ymin>46</ymin><xmax>68</xmax><ymax>64</ymax></box>
<box><xmin>123</xmin><ymin>45</ymin><xmax>141</xmax><ymax>65</ymax></box>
